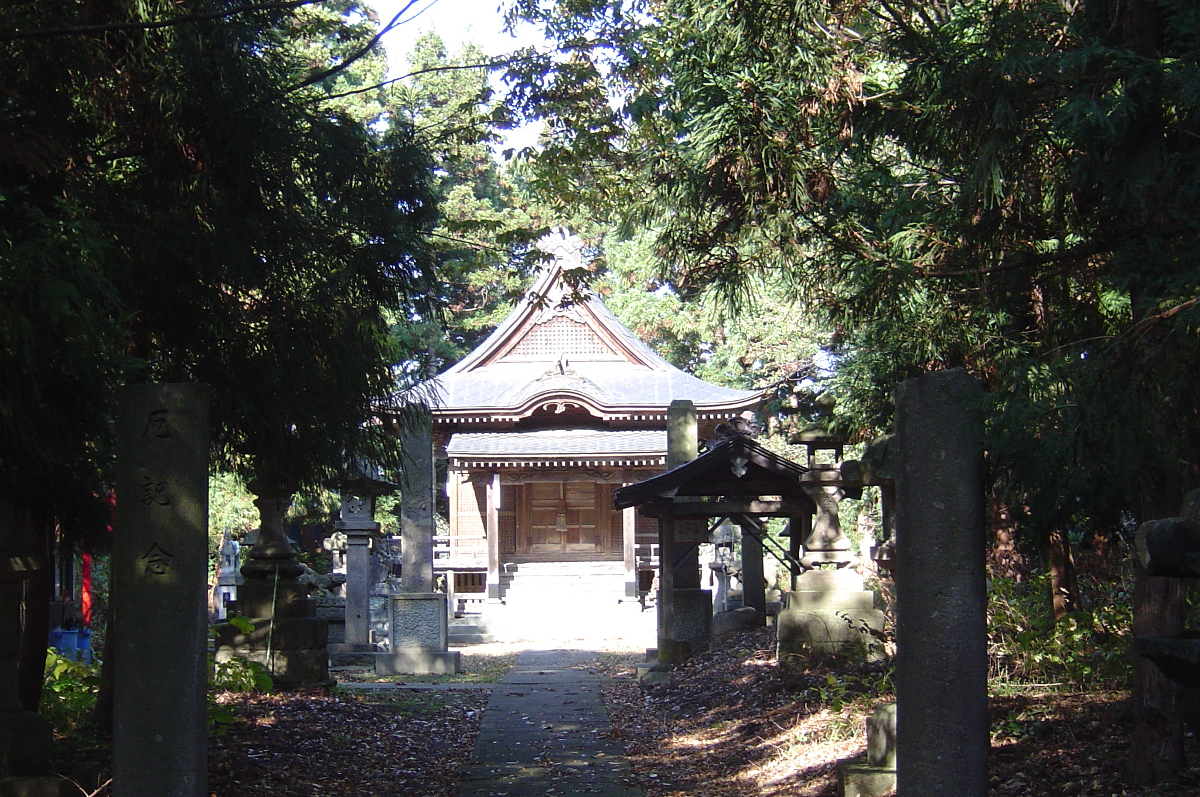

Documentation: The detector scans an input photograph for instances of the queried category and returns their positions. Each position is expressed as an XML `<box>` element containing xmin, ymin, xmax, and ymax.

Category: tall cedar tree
<box><xmin>504</xmin><ymin>0</ymin><xmax>1200</xmax><ymax>782</ymax></box>
<box><xmin>1</xmin><ymin>0</ymin><xmax>438</xmax><ymax>710</ymax></box>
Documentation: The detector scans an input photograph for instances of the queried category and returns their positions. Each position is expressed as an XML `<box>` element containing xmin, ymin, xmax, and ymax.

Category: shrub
<box><xmin>987</xmin><ymin>569</ymin><xmax>1133</xmax><ymax>688</ymax></box>
<box><xmin>40</xmin><ymin>650</ymin><xmax>104</xmax><ymax>737</ymax></box>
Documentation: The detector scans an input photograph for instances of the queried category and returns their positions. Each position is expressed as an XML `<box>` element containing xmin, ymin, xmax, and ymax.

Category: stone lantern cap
<box><xmin>331</xmin><ymin>460</ymin><xmax>397</xmax><ymax>524</ymax></box>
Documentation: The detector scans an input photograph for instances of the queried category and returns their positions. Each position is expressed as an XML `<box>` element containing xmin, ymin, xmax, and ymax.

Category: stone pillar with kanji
<box><xmin>112</xmin><ymin>383</ymin><xmax>210</xmax><ymax>796</ymax></box>
<box><xmin>376</xmin><ymin>405</ymin><xmax>459</xmax><ymax>675</ymax></box>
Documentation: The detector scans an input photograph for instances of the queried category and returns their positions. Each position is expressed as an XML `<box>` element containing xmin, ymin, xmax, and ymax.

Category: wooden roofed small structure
<box><xmin>613</xmin><ymin>432</ymin><xmax>817</xmax><ymax>663</ymax></box>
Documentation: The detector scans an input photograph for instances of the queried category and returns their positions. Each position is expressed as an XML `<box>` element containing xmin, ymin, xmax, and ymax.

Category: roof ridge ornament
<box><xmin>535</xmin><ymin>226</ymin><xmax>585</xmax><ymax>268</ymax></box>
<box><xmin>714</xmin><ymin>411</ymin><xmax>763</xmax><ymax>441</ymax></box>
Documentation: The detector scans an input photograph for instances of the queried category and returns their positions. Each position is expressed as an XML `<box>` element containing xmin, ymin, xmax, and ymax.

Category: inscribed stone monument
<box><xmin>376</xmin><ymin>406</ymin><xmax>458</xmax><ymax>675</ymax></box>
<box><xmin>894</xmin><ymin>368</ymin><xmax>987</xmax><ymax>797</ymax></box>
<box><xmin>111</xmin><ymin>383</ymin><xmax>210</xmax><ymax>797</ymax></box>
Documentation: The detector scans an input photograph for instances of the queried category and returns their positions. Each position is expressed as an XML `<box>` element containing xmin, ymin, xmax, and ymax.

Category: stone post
<box><xmin>894</xmin><ymin>368</ymin><xmax>987</xmax><ymax>797</ymax></box>
<box><xmin>337</xmin><ymin>492</ymin><xmax>379</xmax><ymax>650</ymax></box>
<box><xmin>400</xmin><ymin>406</ymin><xmax>435</xmax><ymax>594</ymax></box>
<box><xmin>739</xmin><ymin>520</ymin><xmax>766</xmax><ymax>617</ymax></box>
<box><xmin>657</xmin><ymin>400</ymin><xmax>710</xmax><ymax>663</ymax></box>
<box><xmin>665</xmin><ymin>400</ymin><xmax>698</xmax><ymax>591</ymax></box>
<box><xmin>112</xmin><ymin>383</ymin><xmax>209</xmax><ymax>797</ymax></box>
<box><xmin>377</xmin><ymin>405</ymin><xmax>458</xmax><ymax>675</ymax></box>
<box><xmin>0</xmin><ymin>539</ymin><xmax>55</xmax><ymax>780</ymax></box>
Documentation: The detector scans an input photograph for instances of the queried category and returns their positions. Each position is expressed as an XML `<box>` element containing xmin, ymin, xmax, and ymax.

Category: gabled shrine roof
<box><xmin>419</xmin><ymin>231</ymin><xmax>762</xmax><ymax>424</ymax></box>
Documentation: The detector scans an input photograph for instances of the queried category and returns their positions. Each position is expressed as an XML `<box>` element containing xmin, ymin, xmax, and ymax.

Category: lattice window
<box><xmin>503</xmin><ymin>316</ymin><xmax>615</xmax><ymax>359</ymax></box>
<box><xmin>635</xmin><ymin>514</ymin><xmax>658</xmax><ymax>547</ymax></box>
<box><xmin>499</xmin><ymin>513</ymin><xmax>516</xmax><ymax>554</ymax></box>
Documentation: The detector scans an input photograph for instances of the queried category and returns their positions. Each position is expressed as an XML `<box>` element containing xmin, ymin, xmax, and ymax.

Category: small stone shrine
<box><xmin>614</xmin><ymin>427</ymin><xmax>817</xmax><ymax>671</ymax></box>
<box><xmin>838</xmin><ymin>703</ymin><xmax>897</xmax><ymax>797</ymax></box>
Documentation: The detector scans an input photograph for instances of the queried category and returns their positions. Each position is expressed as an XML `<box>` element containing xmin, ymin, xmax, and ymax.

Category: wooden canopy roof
<box><xmin>612</xmin><ymin>434</ymin><xmax>816</xmax><ymax>519</ymax></box>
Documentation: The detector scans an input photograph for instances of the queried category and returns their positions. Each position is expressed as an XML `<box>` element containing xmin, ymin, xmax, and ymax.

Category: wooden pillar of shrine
<box><xmin>623</xmin><ymin>504</ymin><xmax>638</xmax><ymax>598</ymax></box>
<box><xmin>486</xmin><ymin>472</ymin><xmax>501</xmax><ymax>601</ymax></box>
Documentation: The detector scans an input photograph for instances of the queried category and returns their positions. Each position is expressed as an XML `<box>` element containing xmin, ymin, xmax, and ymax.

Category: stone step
<box><xmin>500</xmin><ymin>580</ymin><xmax>627</xmax><ymax>595</ymax></box>
<box><xmin>501</xmin><ymin>561</ymin><xmax>626</xmax><ymax>576</ymax></box>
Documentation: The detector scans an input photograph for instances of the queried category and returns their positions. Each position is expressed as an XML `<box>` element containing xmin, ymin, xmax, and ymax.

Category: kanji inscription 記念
<box><xmin>141</xmin><ymin>474</ymin><xmax>171</xmax><ymax>506</ymax></box>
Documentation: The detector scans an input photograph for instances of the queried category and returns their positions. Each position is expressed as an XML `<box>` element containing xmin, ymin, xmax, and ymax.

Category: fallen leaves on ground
<box><xmin>208</xmin><ymin>688</ymin><xmax>488</xmax><ymax>796</ymax></box>
<box><xmin>595</xmin><ymin>627</ymin><xmax>1200</xmax><ymax>797</ymax></box>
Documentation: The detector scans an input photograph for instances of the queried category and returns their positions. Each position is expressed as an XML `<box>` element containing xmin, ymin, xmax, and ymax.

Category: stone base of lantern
<box><xmin>328</xmin><ymin>642</ymin><xmax>378</xmax><ymax>667</ymax></box>
<box><xmin>219</xmin><ymin>577</ymin><xmax>330</xmax><ymax>689</ymax></box>
<box><xmin>0</xmin><ymin>765</ymin><xmax>106</xmax><ymax>797</ymax></box>
<box><xmin>837</xmin><ymin>758</ymin><xmax>896</xmax><ymax>797</ymax></box>
<box><xmin>776</xmin><ymin>569</ymin><xmax>885</xmax><ymax>665</ymax></box>
<box><xmin>375</xmin><ymin>649</ymin><xmax>461</xmax><ymax>676</ymax></box>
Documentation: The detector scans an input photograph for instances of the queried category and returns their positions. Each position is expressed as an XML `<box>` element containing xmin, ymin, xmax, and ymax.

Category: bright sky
<box><xmin>370</xmin><ymin>0</ymin><xmax>545</xmax><ymax>149</ymax></box>
<box><xmin>372</xmin><ymin>0</ymin><xmax>538</xmax><ymax>72</ymax></box>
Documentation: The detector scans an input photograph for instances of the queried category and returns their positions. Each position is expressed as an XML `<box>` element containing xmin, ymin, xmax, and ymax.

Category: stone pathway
<box><xmin>458</xmin><ymin>648</ymin><xmax>645</xmax><ymax>797</ymax></box>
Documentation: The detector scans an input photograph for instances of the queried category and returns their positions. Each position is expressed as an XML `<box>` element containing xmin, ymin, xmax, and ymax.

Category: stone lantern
<box><xmin>331</xmin><ymin>465</ymin><xmax>395</xmax><ymax>656</ymax></box>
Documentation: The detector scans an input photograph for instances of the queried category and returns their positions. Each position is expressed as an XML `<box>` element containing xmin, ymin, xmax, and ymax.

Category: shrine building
<box><xmin>422</xmin><ymin>232</ymin><xmax>762</xmax><ymax>602</ymax></box>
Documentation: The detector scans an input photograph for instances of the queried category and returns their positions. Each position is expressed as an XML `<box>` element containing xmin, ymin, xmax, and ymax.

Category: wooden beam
<box><xmin>623</xmin><ymin>504</ymin><xmax>638</xmax><ymax>598</ymax></box>
<box><xmin>637</xmin><ymin>499</ymin><xmax>808</xmax><ymax>519</ymax></box>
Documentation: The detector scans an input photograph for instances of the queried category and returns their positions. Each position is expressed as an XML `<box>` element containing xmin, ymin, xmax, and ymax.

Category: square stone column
<box><xmin>894</xmin><ymin>368</ymin><xmax>987</xmax><ymax>797</ymax></box>
<box><xmin>400</xmin><ymin>406</ymin><xmax>434</xmax><ymax>594</ymax></box>
<box><xmin>339</xmin><ymin>521</ymin><xmax>376</xmax><ymax>647</ymax></box>
<box><xmin>380</xmin><ymin>405</ymin><xmax>459</xmax><ymax>675</ymax></box>
<box><xmin>112</xmin><ymin>383</ymin><xmax>209</xmax><ymax>797</ymax></box>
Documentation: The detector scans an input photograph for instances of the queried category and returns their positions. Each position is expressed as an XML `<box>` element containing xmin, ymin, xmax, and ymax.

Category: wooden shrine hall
<box><xmin>419</xmin><ymin>231</ymin><xmax>762</xmax><ymax>602</ymax></box>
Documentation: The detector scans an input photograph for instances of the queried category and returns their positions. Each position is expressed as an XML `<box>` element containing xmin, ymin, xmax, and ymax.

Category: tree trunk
<box><xmin>1046</xmin><ymin>528</ymin><xmax>1080</xmax><ymax>620</ymax></box>
<box><xmin>988</xmin><ymin>480</ymin><xmax>1026</xmax><ymax>580</ymax></box>
<box><xmin>91</xmin><ymin>609</ymin><xmax>114</xmax><ymax>736</ymax></box>
<box><xmin>1129</xmin><ymin>561</ymin><xmax>1186</xmax><ymax>785</ymax></box>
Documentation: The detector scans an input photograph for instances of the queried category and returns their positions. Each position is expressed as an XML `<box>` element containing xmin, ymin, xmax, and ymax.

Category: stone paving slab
<box><xmin>335</xmin><ymin>681</ymin><xmax>490</xmax><ymax>691</ymax></box>
<box><xmin>458</xmin><ymin>648</ymin><xmax>644</xmax><ymax>797</ymax></box>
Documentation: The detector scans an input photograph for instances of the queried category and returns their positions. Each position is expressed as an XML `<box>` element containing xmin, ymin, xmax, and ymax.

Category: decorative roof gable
<box><xmin>419</xmin><ymin>230</ymin><xmax>761</xmax><ymax>424</ymax></box>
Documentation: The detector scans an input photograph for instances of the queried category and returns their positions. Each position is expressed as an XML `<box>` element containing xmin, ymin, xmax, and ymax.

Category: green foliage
<box><xmin>391</xmin><ymin>33</ymin><xmax>542</xmax><ymax>366</ymax></box>
<box><xmin>2</xmin><ymin>0</ymin><xmax>440</xmax><ymax>546</ymax></box>
<box><xmin>209</xmin><ymin>653</ymin><xmax>274</xmax><ymax>734</ymax></box>
<box><xmin>211</xmin><ymin>654</ymin><xmax>274</xmax><ymax>694</ymax></box>
<box><xmin>506</xmin><ymin>0</ymin><xmax>1200</xmax><ymax>548</ymax></box>
<box><xmin>40</xmin><ymin>651</ymin><xmax>104</xmax><ymax>738</ymax></box>
<box><xmin>988</xmin><ymin>572</ymin><xmax>1133</xmax><ymax>688</ymax></box>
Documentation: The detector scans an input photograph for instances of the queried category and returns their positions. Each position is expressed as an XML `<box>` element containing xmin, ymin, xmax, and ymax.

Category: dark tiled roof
<box><xmin>428</xmin><ymin>361</ymin><xmax>757</xmax><ymax>413</ymax></box>
<box><xmin>414</xmin><ymin>236</ymin><xmax>761</xmax><ymax>416</ymax></box>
